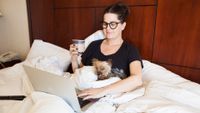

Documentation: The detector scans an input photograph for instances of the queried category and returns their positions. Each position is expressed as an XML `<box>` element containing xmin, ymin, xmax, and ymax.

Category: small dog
<box><xmin>92</xmin><ymin>58</ymin><xmax>126</xmax><ymax>80</ymax></box>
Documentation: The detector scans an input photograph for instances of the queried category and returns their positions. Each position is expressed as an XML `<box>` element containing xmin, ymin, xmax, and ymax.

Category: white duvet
<box><xmin>0</xmin><ymin>60</ymin><xmax>200</xmax><ymax>113</ymax></box>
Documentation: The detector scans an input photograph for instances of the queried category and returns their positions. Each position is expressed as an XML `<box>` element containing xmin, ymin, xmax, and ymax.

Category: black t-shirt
<box><xmin>81</xmin><ymin>39</ymin><xmax>143</xmax><ymax>78</ymax></box>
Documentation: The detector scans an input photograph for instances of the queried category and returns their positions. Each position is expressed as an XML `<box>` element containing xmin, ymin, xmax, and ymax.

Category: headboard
<box><xmin>27</xmin><ymin>0</ymin><xmax>200</xmax><ymax>83</ymax></box>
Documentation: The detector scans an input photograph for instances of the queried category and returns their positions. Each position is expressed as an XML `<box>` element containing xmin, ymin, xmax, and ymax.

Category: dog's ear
<box><xmin>92</xmin><ymin>58</ymin><xmax>98</xmax><ymax>66</ymax></box>
<box><xmin>92</xmin><ymin>58</ymin><xmax>98</xmax><ymax>62</ymax></box>
<box><xmin>107</xmin><ymin>59</ymin><xmax>112</xmax><ymax>66</ymax></box>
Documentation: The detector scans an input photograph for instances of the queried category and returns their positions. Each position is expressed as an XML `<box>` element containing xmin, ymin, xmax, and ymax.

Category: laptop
<box><xmin>23</xmin><ymin>64</ymin><xmax>88</xmax><ymax>113</ymax></box>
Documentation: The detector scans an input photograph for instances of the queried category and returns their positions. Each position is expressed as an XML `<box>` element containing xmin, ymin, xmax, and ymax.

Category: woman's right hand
<box><xmin>69</xmin><ymin>44</ymin><xmax>79</xmax><ymax>61</ymax></box>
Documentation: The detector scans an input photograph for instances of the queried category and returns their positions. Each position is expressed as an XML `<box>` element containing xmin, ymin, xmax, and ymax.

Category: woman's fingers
<box><xmin>69</xmin><ymin>44</ymin><xmax>78</xmax><ymax>55</ymax></box>
<box><xmin>77</xmin><ymin>88</ymin><xmax>106</xmax><ymax>100</ymax></box>
<box><xmin>78</xmin><ymin>90</ymin><xmax>89</xmax><ymax>97</ymax></box>
<box><xmin>83</xmin><ymin>96</ymin><xmax>93</xmax><ymax>100</ymax></box>
<box><xmin>78</xmin><ymin>91</ymin><xmax>93</xmax><ymax>100</ymax></box>
<box><xmin>70</xmin><ymin>44</ymin><xmax>77</xmax><ymax>51</ymax></box>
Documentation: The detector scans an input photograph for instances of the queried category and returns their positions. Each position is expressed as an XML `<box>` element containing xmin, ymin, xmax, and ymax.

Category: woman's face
<box><xmin>102</xmin><ymin>13</ymin><xmax>126</xmax><ymax>39</ymax></box>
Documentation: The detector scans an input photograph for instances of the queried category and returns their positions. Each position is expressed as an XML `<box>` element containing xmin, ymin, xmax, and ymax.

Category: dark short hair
<box><xmin>104</xmin><ymin>2</ymin><xmax>130</xmax><ymax>23</ymax></box>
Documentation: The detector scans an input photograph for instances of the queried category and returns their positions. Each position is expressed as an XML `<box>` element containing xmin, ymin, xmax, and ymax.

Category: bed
<box><xmin>0</xmin><ymin>31</ymin><xmax>200</xmax><ymax>113</ymax></box>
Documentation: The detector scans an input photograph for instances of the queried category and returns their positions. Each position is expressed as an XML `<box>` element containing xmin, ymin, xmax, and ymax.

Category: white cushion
<box><xmin>26</xmin><ymin>40</ymin><xmax>71</xmax><ymax>71</ymax></box>
<box><xmin>84</xmin><ymin>30</ymin><xmax>104</xmax><ymax>49</ymax></box>
<box><xmin>142</xmin><ymin>60</ymin><xmax>183</xmax><ymax>83</ymax></box>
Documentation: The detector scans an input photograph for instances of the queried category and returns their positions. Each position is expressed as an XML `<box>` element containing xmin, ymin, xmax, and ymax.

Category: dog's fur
<box><xmin>92</xmin><ymin>58</ymin><xmax>126</xmax><ymax>80</ymax></box>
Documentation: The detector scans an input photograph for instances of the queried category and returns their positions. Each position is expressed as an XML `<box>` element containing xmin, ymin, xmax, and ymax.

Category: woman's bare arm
<box><xmin>78</xmin><ymin>60</ymin><xmax>143</xmax><ymax>100</ymax></box>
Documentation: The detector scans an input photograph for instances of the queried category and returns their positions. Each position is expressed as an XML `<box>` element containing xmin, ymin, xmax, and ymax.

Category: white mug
<box><xmin>72</xmin><ymin>39</ymin><xmax>85</xmax><ymax>55</ymax></box>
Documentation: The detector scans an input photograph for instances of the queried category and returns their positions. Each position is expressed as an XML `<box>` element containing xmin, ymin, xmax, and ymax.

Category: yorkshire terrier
<box><xmin>92</xmin><ymin>58</ymin><xmax>126</xmax><ymax>80</ymax></box>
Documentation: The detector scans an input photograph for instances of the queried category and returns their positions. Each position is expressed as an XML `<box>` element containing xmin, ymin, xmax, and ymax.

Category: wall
<box><xmin>153</xmin><ymin>0</ymin><xmax>200</xmax><ymax>83</ymax></box>
<box><xmin>0</xmin><ymin>0</ymin><xmax>30</xmax><ymax>59</ymax></box>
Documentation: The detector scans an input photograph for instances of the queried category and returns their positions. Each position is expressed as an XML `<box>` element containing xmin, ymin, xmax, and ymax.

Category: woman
<box><xmin>70</xmin><ymin>2</ymin><xmax>143</xmax><ymax>100</ymax></box>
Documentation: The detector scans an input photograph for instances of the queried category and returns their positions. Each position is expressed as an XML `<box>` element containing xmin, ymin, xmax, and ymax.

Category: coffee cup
<box><xmin>72</xmin><ymin>39</ymin><xmax>85</xmax><ymax>55</ymax></box>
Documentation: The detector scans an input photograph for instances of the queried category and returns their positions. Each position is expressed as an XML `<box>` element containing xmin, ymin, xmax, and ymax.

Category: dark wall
<box><xmin>153</xmin><ymin>0</ymin><xmax>200</xmax><ymax>83</ymax></box>
<box><xmin>27</xmin><ymin>0</ymin><xmax>200</xmax><ymax>83</ymax></box>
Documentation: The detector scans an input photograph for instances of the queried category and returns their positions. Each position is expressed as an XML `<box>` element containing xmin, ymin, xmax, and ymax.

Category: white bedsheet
<box><xmin>1</xmin><ymin>92</ymin><xmax>75</xmax><ymax>113</ymax></box>
<box><xmin>0</xmin><ymin>60</ymin><xmax>200</xmax><ymax>113</ymax></box>
<box><xmin>0</xmin><ymin>62</ymin><xmax>33</xmax><ymax>96</ymax></box>
<box><xmin>117</xmin><ymin>80</ymin><xmax>200</xmax><ymax>113</ymax></box>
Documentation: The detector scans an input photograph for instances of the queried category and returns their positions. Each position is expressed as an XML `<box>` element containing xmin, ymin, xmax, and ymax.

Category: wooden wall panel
<box><xmin>54</xmin><ymin>8</ymin><xmax>96</xmax><ymax>49</ymax></box>
<box><xmin>123</xmin><ymin>6</ymin><xmax>156</xmax><ymax>60</ymax></box>
<box><xmin>153</xmin><ymin>0</ymin><xmax>200</xmax><ymax>68</ymax></box>
<box><xmin>96</xmin><ymin>0</ymin><xmax>157</xmax><ymax>6</ymax></box>
<box><xmin>27</xmin><ymin>0</ymin><xmax>54</xmax><ymax>44</ymax></box>
<box><xmin>55</xmin><ymin>0</ymin><xmax>96</xmax><ymax>8</ymax></box>
<box><xmin>55</xmin><ymin>0</ymin><xmax>157</xmax><ymax>8</ymax></box>
<box><xmin>95</xmin><ymin>8</ymin><xmax>105</xmax><ymax>30</ymax></box>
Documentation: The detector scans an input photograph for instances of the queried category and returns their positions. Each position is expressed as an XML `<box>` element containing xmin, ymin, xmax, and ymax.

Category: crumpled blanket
<box><xmin>25</xmin><ymin>56</ymin><xmax>64</xmax><ymax>76</ymax></box>
<box><xmin>116</xmin><ymin>80</ymin><xmax>200</xmax><ymax>113</ymax></box>
<box><xmin>72</xmin><ymin>66</ymin><xmax>145</xmax><ymax>105</ymax></box>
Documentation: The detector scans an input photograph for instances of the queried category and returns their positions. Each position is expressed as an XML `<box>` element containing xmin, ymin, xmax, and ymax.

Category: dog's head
<box><xmin>92</xmin><ymin>58</ymin><xmax>112</xmax><ymax>80</ymax></box>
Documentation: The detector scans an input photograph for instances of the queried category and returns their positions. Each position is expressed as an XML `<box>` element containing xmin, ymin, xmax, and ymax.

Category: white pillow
<box><xmin>26</xmin><ymin>40</ymin><xmax>71</xmax><ymax>71</ymax></box>
<box><xmin>142</xmin><ymin>60</ymin><xmax>186</xmax><ymax>84</ymax></box>
<box><xmin>84</xmin><ymin>30</ymin><xmax>104</xmax><ymax>49</ymax></box>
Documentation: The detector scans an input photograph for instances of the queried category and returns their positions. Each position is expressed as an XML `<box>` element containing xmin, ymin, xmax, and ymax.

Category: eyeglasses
<box><xmin>102</xmin><ymin>21</ymin><xmax>121</xmax><ymax>30</ymax></box>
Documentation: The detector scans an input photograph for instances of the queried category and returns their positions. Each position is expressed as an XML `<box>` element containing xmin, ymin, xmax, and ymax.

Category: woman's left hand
<box><xmin>78</xmin><ymin>88</ymin><xmax>107</xmax><ymax>100</ymax></box>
